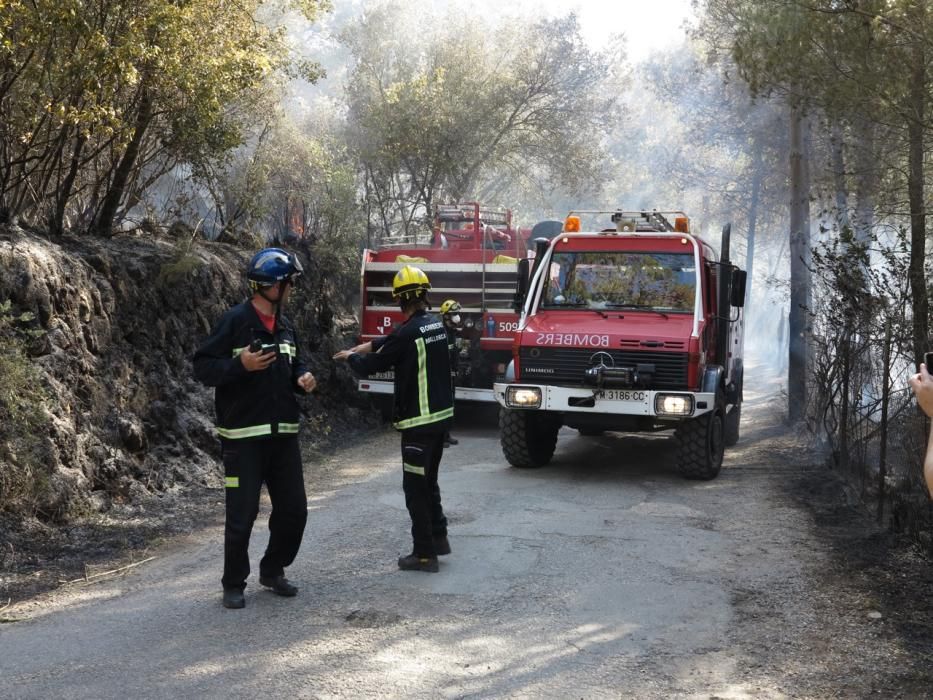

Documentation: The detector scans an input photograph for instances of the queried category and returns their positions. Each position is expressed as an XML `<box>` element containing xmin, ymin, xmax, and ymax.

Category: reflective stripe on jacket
<box><xmin>193</xmin><ymin>301</ymin><xmax>309</xmax><ymax>440</ymax></box>
<box><xmin>349</xmin><ymin>309</ymin><xmax>453</xmax><ymax>431</ymax></box>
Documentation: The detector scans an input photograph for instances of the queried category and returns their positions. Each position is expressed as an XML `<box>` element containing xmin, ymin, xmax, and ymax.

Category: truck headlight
<box><xmin>655</xmin><ymin>393</ymin><xmax>694</xmax><ymax>416</ymax></box>
<box><xmin>506</xmin><ymin>386</ymin><xmax>542</xmax><ymax>409</ymax></box>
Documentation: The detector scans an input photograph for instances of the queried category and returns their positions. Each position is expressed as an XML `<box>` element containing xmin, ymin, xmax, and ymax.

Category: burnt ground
<box><xmin>773</xmin><ymin>469</ymin><xmax>933</xmax><ymax>697</ymax></box>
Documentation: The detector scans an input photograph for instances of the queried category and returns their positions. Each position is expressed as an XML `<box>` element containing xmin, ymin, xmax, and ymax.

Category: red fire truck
<box><xmin>494</xmin><ymin>210</ymin><xmax>746</xmax><ymax>480</ymax></box>
<box><xmin>356</xmin><ymin>203</ymin><xmax>533</xmax><ymax>405</ymax></box>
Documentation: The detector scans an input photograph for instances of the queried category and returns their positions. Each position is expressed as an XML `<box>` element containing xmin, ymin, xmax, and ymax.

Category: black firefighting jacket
<box><xmin>350</xmin><ymin>309</ymin><xmax>453</xmax><ymax>431</ymax></box>
<box><xmin>193</xmin><ymin>301</ymin><xmax>309</xmax><ymax>440</ymax></box>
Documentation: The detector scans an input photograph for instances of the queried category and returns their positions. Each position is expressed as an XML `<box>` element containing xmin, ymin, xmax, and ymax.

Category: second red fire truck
<box><xmin>356</xmin><ymin>203</ymin><xmax>536</xmax><ymax>407</ymax></box>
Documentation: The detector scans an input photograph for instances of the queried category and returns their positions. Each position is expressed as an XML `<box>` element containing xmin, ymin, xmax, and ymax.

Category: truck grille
<box><xmin>518</xmin><ymin>347</ymin><xmax>689</xmax><ymax>389</ymax></box>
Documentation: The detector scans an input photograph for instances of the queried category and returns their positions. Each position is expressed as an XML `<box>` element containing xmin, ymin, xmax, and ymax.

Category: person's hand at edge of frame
<box><xmin>909</xmin><ymin>363</ymin><xmax>933</xmax><ymax>418</ymax></box>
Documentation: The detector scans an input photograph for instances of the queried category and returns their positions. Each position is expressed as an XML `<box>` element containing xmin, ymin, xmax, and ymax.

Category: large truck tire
<box><xmin>723</xmin><ymin>404</ymin><xmax>741</xmax><ymax>447</ymax></box>
<box><xmin>674</xmin><ymin>403</ymin><xmax>725</xmax><ymax>480</ymax></box>
<box><xmin>499</xmin><ymin>408</ymin><xmax>560</xmax><ymax>468</ymax></box>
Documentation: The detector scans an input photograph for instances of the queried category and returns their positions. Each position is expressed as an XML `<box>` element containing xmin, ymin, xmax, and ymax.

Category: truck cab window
<box><xmin>542</xmin><ymin>251</ymin><xmax>696</xmax><ymax>312</ymax></box>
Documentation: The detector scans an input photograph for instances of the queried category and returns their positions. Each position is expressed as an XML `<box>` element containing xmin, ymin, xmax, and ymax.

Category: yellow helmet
<box><xmin>392</xmin><ymin>265</ymin><xmax>431</xmax><ymax>300</ymax></box>
<box><xmin>439</xmin><ymin>299</ymin><xmax>461</xmax><ymax>315</ymax></box>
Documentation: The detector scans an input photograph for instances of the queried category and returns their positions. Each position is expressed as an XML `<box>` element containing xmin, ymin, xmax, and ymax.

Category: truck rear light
<box><xmin>655</xmin><ymin>393</ymin><xmax>694</xmax><ymax>416</ymax></box>
<box><xmin>506</xmin><ymin>386</ymin><xmax>542</xmax><ymax>409</ymax></box>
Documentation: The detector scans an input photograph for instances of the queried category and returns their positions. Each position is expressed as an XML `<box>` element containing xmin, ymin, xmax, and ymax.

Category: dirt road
<box><xmin>2</xmin><ymin>371</ymin><xmax>931</xmax><ymax>698</ymax></box>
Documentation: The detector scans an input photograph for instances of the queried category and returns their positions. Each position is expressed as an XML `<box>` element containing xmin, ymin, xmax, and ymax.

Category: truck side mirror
<box><xmin>730</xmin><ymin>268</ymin><xmax>747</xmax><ymax>307</ymax></box>
<box><xmin>514</xmin><ymin>258</ymin><xmax>530</xmax><ymax>312</ymax></box>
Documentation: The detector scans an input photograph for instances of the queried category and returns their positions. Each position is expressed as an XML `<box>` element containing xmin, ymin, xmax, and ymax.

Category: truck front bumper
<box><xmin>493</xmin><ymin>382</ymin><xmax>716</xmax><ymax>418</ymax></box>
<box><xmin>359</xmin><ymin>379</ymin><xmax>497</xmax><ymax>403</ymax></box>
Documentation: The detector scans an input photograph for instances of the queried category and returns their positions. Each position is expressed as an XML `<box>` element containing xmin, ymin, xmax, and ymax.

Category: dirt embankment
<box><xmin>0</xmin><ymin>226</ymin><xmax>376</xmax><ymax>602</ymax></box>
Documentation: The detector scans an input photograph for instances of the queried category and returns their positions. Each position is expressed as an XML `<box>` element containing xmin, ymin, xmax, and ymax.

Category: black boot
<box><xmin>433</xmin><ymin>534</ymin><xmax>451</xmax><ymax>556</ymax></box>
<box><xmin>397</xmin><ymin>553</ymin><xmax>439</xmax><ymax>572</ymax></box>
<box><xmin>222</xmin><ymin>588</ymin><xmax>245</xmax><ymax>609</ymax></box>
<box><xmin>259</xmin><ymin>575</ymin><xmax>298</xmax><ymax>596</ymax></box>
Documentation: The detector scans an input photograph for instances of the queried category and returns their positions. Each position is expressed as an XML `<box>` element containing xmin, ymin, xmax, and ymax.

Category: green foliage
<box><xmin>0</xmin><ymin>0</ymin><xmax>329</xmax><ymax>234</ymax></box>
<box><xmin>0</xmin><ymin>301</ymin><xmax>52</xmax><ymax>516</ymax></box>
<box><xmin>157</xmin><ymin>254</ymin><xmax>203</xmax><ymax>288</ymax></box>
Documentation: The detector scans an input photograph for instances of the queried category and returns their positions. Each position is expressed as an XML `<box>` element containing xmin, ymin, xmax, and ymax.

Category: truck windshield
<box><xmin>540</xmin><ymin>251</ymin><xmax>696</xmax><ymax>313</ymax></box>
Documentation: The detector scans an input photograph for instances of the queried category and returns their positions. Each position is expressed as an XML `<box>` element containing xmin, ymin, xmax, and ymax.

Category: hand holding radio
<box><xmin>241</xmin><ymin>339</ymin><xmax>276</xmax><ymax>371</ymax></box>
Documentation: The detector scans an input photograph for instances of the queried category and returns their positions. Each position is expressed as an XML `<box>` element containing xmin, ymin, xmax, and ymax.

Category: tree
<box><xmin>341</xmin><ymin>3</ymin><xmax>619</xmax><ymax>239</ymax></box>
<box><xmin>0</xmin><ymin>0</ymin><xmax>328</xmax><ymax>235</ymax></box>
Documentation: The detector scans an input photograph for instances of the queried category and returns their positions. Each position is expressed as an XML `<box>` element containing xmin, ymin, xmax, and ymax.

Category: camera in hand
<box><xmin>925</xmin><ymin>351</ymin><xmax>933</xmax><ymax>370</ymax></box>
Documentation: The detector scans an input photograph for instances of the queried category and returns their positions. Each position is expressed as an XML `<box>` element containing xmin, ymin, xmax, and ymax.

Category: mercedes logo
<box><xmin>589</xmin><ymin>351</ymin><xmax>614</xmax><ymax>369</ymax></box>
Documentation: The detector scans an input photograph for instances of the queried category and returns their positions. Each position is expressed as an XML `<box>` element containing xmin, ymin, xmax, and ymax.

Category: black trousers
<box><xmin>401</xmin><ymin>429</ymin><xmax>448</xmax><ymax>557</ymax></box>
<box><xmin>221</xmin><ymin>436</ymin><xmax>307</xmax><ymax>590</ymax></box>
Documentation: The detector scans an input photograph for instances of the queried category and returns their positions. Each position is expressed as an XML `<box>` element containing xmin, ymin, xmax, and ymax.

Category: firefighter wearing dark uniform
<box><xmin>335</xmin><ymin>266</ymin><xmax>453</xmax><ymax>572</ymax></box>
<box><xmin>193</xmin><ymin>248</ymin><xmax>315</xmax><ymax>609</ymax></box>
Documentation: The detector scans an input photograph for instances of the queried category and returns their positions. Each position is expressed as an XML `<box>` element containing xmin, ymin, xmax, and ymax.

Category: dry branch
<box><xmin>66</xmin><ymin>556</ymin><xmax>156</xmax><ymax>585</ymax></box>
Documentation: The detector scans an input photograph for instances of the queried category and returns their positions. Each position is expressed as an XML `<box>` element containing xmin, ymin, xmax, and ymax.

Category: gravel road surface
<box><xmin>2</xmin><ymin>369</ymin><xmax>931</xmax><ymax>698</ymax></box>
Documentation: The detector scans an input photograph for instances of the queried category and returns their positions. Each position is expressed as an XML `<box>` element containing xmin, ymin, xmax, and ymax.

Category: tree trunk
<box><xmin>93</xmin><ymin>86</ymin><xmax>152</xmax><ymax>236</ymax></box>
<box><xmin>852</xmin><ymin>115</ymin><xmax>876</xmax><ymax>249</ymax></box>
<box><xmin>788</xmin><ymin>102</ymin><xmax>812</xmax><ymax>422</ymax></box>
<box><xmin>745</xmin><ymin>143</ymin><xmax>762</xmax><ymax>309</ymax></box>
<box><xmin>907</xmin><ymin>40</ymin><xmax>928</xmax><ymax>371</ymax></box>
<box><xmin>51</xmin><ymin>134</ymin><xmax>87</xmax><ymax>236</ymax></box>
<box><xmin>830</xmin><ymin>120</ymin><xmax>849</xmax><ymax>234</ymax></box>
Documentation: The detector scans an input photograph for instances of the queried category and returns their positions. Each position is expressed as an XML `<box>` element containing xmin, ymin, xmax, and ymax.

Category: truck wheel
<box><xmin>723</xmin><ymin>404</ymin><xmax>741</xmax><ymax>447</ymax></box>
<box><xmin>500</xmin><ymin>408</ymin><xmax>560</xmax><ymax>468</ymax></box>
<box><xmin>674</xmin><ymin>403</ymin><xmax>725</xmax><ymax>480</ymax></box>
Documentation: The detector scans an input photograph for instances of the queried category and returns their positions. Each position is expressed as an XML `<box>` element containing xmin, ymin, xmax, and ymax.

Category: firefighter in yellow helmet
<box><xmin>333</xmin><ymin>266</ymin><xmax>453</xmax><ymax>571</ymax></box>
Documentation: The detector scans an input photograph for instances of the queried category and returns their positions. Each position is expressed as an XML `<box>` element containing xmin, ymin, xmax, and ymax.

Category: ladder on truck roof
<box><xmin>436</xmin><ymin>202</ymin><xmax>512</xmax><ymax>227</ymax></box>
<box><xmin>568</xmin><ymin>210</ymin><xmax>690</xmax><ymax>233</ymax></box>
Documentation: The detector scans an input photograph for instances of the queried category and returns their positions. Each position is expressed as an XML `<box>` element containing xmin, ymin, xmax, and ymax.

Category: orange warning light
<box><xmin>564</xmin><ymin>215</ymin><xmax>581</xmax><ymax>233</ymax></box>
<box><xmin>674</xmin><ymin>216</ymin><xmax>689</xmax><ymax>233</ymax></box>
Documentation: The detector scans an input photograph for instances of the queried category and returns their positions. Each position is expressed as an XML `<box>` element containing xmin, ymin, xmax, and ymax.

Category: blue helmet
<box><xmin>246</xmin><ymin>248</ymin><xmax>303</xmax><ymax>288</ymax></box>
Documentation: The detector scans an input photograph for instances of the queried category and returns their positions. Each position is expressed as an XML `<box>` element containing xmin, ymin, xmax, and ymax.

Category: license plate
<box><xmin>594</xmin><ymin>389</ymin><xmax>650</xmax><ymax>415</ymax></box>
<box><xmin>598</xmin><ymin>390</ymin><xmax>648</xmax><ymax>402</ymax></box>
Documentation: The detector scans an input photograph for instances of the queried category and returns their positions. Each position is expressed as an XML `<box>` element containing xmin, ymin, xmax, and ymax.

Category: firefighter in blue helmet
<box><xmin>334</xmin><ymin>266</ymin><xmax>453</xmax><ymax>572</ymax></box>
<box><xmin>194</xmin><ymin>248</ymin><xmax>315</xmax><ymax>609</ymax></box>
